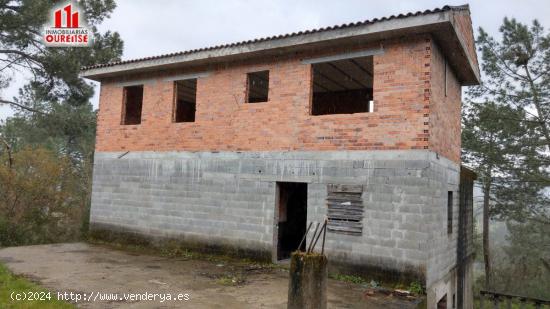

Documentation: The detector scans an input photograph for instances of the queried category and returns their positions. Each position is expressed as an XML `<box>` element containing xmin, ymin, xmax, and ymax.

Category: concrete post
<box><xmin>287</xmin><ymin>252</ymin><xmax>327</xmax><ymax>309</ymax></box>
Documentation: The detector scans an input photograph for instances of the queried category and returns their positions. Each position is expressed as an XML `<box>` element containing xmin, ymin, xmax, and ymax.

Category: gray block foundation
<box><xmin>90</xmin><ymin>150</ymin><xmax>459</xmax><ymax>287</ymax></box>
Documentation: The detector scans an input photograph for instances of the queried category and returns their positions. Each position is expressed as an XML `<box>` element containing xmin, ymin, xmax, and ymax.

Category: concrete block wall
<box><xmin>90</xmin><ymin>149</ymin><xmax>459</xmax><ymax>286</ymax></box>
<box><xmin>425</xmin><ymin>155</ymin><xmax>460</xmax><ymax>285</ymax></box>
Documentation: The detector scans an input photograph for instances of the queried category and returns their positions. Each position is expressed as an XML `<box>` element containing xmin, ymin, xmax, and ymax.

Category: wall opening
<box><xmin>173</xmin><ymin>79</ymin><xmax>197</xmax><ymax>122</ymax></box>
<box><xmin>437</xmin><ymin>294</ymin><xmax>447</xmax><ymax>309</ymax></box>
<box><xmin>311</xmin><ymin>56</ymin><xmax>373</xmax><ymax>115</ymax></box>
<box><xmin>122</xmin><ymin>85</ymin><xmax>143</xmax><ymax>125</ymax></box>
<box><xmin>246</xmin><ymin>70</ymin><xmax>269</xmax><ymax>103</ymax></box>
<box><xmin>448</xmin><ymin>191</ymin><xmax>453</xmax><ymax>235</ymax></box>
<box><xmin>276</xmin><ymin>182</ymin><xmax>307</xmax><ymax>260</ymax></box>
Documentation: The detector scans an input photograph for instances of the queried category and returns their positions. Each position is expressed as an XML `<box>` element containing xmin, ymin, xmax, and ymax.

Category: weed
<box><xmin>216</xmin><ymin>274</ymin><xmax>245</xmax><ymax>286</ymax></box>
<box><xmin>329</xmin><ymin>273</ymin><xmax>368</xmax><ymax>285</ymax></box>
<box><xmin>408</xmin><ymin>281</ymin><xmax>425</xmax><ymax>295</ymax></box>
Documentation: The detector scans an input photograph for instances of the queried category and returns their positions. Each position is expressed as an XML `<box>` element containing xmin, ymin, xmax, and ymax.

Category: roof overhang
<box><xmin>80</xmin><ymin>6</ymin><xmax>480</xmax><ymax>86</ymax></box>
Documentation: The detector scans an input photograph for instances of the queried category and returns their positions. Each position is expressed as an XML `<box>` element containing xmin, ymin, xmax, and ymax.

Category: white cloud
<box><xmin>2</xmin><ymin>0</ymin><xmax>550</xmax><ymax>119</ymax></box>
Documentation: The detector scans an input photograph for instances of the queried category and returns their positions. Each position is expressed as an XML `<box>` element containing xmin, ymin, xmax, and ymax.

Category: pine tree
<box><xmin>462</xmin><ymin>101</ymin><xmax>526</xmax><ymax>288</ymax></box>
<box><xmin>0</xmin><ymin>0</ymin><xmax>123</xmax><ymax>244</ymax></box>
<box><xmin>0</xmin><ymin>0</ymin><xmax>123</xmax><ymax>112</ymax></box>
<box><xmin>464</xmin><ymin>18</ymin><xmax>550</xmax><ymax>289</ymax></box>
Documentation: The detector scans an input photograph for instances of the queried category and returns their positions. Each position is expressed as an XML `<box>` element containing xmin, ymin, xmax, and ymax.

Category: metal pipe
<box><xmin>321</xmin><ymin>218</ymin><xmax>327</xmax><ymax>255</ymax></box>
<box><xmin>297</xmin><ymin>222</ymin><xmax>313</xmax><ymax>252</ymax></box>
<box><xmin>307</xmin><ymin>222</ymin><xmax>320</xmax><ymax>254</ymax></box>
<box><xmin>310</xmin><ymin>220</ymin><xmax>327</xmax><ymax>254</ymax></box>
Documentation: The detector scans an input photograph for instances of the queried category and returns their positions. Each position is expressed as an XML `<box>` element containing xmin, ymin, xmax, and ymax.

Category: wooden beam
<box><xmin>327</xmin><ymin>62</ymin><xmax>369</xmax><ymax>88</ymax></box>
<box><xmin>313</xmin><ymin>67</ymin><xmax>348</xmax><ymax>90</ymax></box>
<box><xmin>349</xmin><ymin>59</ymin><xmax>373</xmax><ymax>78</ymax></box>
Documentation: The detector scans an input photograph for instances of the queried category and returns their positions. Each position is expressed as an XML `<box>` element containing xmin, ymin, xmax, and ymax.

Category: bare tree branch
<box><xmin>0</xmin><ymin>55</ymin><xmax>23</xmax><ymax>72</ymax></box>
<box><xmin>0</xmin><ymin>98</ymin><xmax>44</xmax><ymax>114</ymax></box>
<box><xmin>0</xmin><ymin>49</ymin><xmax>40</xmax><ymax>62</ymax></box>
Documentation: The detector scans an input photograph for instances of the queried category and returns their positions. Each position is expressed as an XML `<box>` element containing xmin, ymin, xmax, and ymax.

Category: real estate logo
<box><xmin>42</xmin><ymin>2</ymin><xmax>92</xmax><ymax>47</ymax></box>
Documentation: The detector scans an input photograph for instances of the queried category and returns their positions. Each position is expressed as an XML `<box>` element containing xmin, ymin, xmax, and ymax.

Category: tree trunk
<box><xmin>483</xmin><ymin>180</ymin><xmax>492</xmax><ymax>289</ymax></box>
<box><xmin>0</xmin><ymin>136</ymin><xmax>13</xmax><ymax>169</ymax></box>
<box><xmin>524</xmin><ymin>65</ymin><xmax>550</xmax><ymax>152</ymax></box>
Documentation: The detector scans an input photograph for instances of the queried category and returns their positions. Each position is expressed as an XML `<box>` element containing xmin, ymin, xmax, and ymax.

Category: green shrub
<box><xmin>408</xmin><ymin>281</ymin><xmax>425</xmax><ymax>295</ymax></box>
<box><xmin>0</xmin><ymin>147</ymin><xmax>90</xmax><ymax>247</ymax></box>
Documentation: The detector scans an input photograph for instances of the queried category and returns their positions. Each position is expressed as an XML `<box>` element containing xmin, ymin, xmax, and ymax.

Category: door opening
<box><xmin>437</xmin><ymin>294</ymin><xmax>447</xmax><ymax>309</ymax></box>
<box><xmin>277</xmin><ymin>182</ymin><xmax>307</xmax><ymax>260</ymax></box>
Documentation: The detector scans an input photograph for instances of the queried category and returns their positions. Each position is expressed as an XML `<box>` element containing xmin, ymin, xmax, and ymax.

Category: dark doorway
<box><xmin>173</xmin><ymin>79</ymin><xmax>197</xmax><ymax>123</ymax></box>
<box><xmin>437</xmin><ymin>294</ymin><xmax>447</xmax><ymax>309</ymax></box>
<box><xmin>277</xmin><ymin>182</ymin><xmax>307</xmax><ymax>260</ymax></box>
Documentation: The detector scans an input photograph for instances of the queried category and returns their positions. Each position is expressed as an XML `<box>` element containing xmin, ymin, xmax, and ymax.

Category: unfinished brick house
<box><xmin>82</xmin><ymin>5</ymin><xmax>479</xmax><ymax>308</ymax></box>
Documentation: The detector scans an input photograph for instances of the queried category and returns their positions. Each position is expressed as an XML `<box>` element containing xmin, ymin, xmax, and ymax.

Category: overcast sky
<box><xmin>1</xmin><ymin>0</ymin><xmax>549</xmax><ymax>119</ymax></box>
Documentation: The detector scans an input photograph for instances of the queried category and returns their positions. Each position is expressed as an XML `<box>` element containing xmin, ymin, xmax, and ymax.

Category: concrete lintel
<box><xmin>163</xmin><ymin>71</ymin><xmax>211</xmax><ymax>82</ymax></box>
<box><xmin>112</xmin><ymin>71</ymin><xmax>211</xmax><ymax>87</ymax></box>
<box><xmin>301</xmin><ymin>47</ymin><xmax>384</xmax><ymax>64</ymax></box>
<box><xmin>115</xmin><ymin>79</ymin><xmax>157</xmax><ymax>87</ymax></box>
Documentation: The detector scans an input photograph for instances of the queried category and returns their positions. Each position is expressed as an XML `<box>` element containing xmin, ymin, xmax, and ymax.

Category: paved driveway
<box><xmin>0</xmin><ymin>243</ymin><xmax>418</xmax><ymax>308</ymax></box>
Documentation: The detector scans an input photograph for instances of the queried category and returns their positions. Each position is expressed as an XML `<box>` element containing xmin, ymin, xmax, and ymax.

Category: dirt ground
<box><xmin>0</xmin><ymin>243</ymin><xmax>420</xmax><ymax>308</ymax></box>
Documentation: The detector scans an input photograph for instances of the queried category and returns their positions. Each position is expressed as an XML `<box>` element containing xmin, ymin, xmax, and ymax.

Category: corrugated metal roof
<box><xmin>81</xmin><ymin>5</ymin><xmax>467</xmax><ymax>71</ymax></box>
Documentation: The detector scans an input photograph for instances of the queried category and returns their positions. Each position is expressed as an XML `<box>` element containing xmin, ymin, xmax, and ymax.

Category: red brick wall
<box><xmin>429</xmin><ymin>41</ymin><xmax>462</xmax><ymax>163</ymax></box>
<box><xmin>95</xmin><ymin>34</ymin><xmax>460</xmax><ymax>163</ymax></box>
<box><xmin>451</xmin><ymin>9</ymin><xmax>479</xmax><ymax>75</ymax></box>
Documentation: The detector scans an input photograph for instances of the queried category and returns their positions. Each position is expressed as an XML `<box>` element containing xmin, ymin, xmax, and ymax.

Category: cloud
<box><xmin>2</xmin><ymin>0</ymin><xmax>550</xmax><ymax>119</ymax></box>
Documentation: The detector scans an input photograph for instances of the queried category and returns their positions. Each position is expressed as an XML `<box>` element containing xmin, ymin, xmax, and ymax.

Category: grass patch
<box><xmin>329</xmin><ymin>273</ymin><xmax>369</xmax><ymax>285</ymax></box>
<box><xmin>329</xmin><ymin>272</ymin><xmax>427</xmax><ymax>296</ymax></box>
<box><xmin>216</xmin><ymin>274</ymin><xmax>246</xmax><ymax>286</ymax></box>
<box><xmin>0</xmin><ymin>263</ymin><xmax>75</xmax><ymax>309</ymax></box>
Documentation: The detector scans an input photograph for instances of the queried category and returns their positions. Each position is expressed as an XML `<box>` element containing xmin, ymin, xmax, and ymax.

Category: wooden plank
<box><xmin>328</xmin><ymin>215</ymin><xmax>363</xmax><ymax>220</ymax></box>
<box><xmin>328</xmin><ymin>219</ymin><xmax>362</xmax><ymax>225</ymax></box>
<box><xmin>328</xmin><ymin>208</ymin><xmax>363</xmax><ymax>214</ymax></box>
<box><xmin>328</xmin><ymin>222</ymin><xmax>362</xmax><ymax>229</ymax></box>
<box><xmin>327</xmin><ymin>209</ymin><xmax>363</xmax><ymax>214</ymax></box>
<box><xmin>326</xmin><ymin>196</ymin><xmax>363</xmax><ymax>202</ymax></box>
<box><xmin>327</xmin><ymin>199</ymin><xmax>362</xmax><ymax>205</ymax></box>
<box><xmin>327</xmin><ymin>193</ymin><xmax>362</xmax><ymax>199</ymax></box>
<box><xmin>327</xmin><ymin>225</ymin><xmax>362</xmax><ymax>231</ymax></box>
<box><xmin>328</xmin><ymin>226</ymin><xmax>362</xmax><ymax>231</ymax></box>
<box><xmin>328</xmin><ymin>209</ymin><xmax>363</xmax><ymax>215</ymax></box>
<box><xmin>327</xmin><ymin>184</ymin><xmax>363</xmax><ymax>193</ymax></box>
<box><xmin>327</xmin><ymin>226</ymin><xmax>362</xmax><ymax>231</ymax></box>
<box><xmin>327</xmin><ymin>201</ymin><xmax>363</xmax><ymax>206</ymax></box>
<box><xmin>327</xmin><ymin>200</ymin><xmax>363</xmax><ymax>206</ymax></box>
